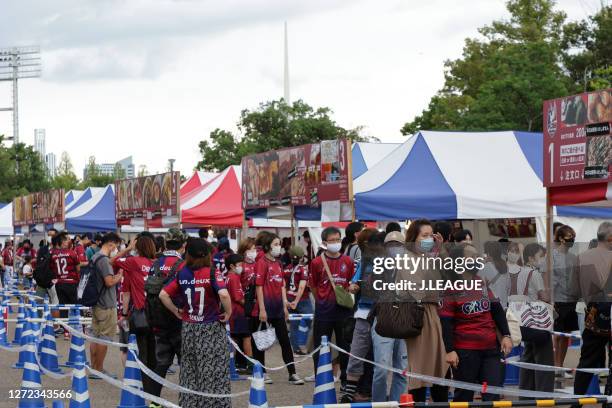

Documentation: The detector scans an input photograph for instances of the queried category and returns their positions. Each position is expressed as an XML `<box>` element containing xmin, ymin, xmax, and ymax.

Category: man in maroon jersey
<box><xmin>50</xmin><ymin>231</ymin><xmax>81</xmax><ymax>333</ymax></box>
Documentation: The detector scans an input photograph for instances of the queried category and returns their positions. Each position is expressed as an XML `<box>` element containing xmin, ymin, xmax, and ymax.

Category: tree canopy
<box><xmin>50</xmin><ymin>151</ymin><xmax>80</xmax><ymax>191</ymax></box>
<box><xmin>197</xmin><ymin>99</ymin><xmax>373</xmax><ymax>171</ymax></box>
<box><xmin>0</xmin><ymin>136</ymin><xmax>50</xmax><ymax>202</ymax></box>
<box><xmin>402</xmin><ymin>0</ymin><xmax>611</xmax><ymax>135</ymax></box>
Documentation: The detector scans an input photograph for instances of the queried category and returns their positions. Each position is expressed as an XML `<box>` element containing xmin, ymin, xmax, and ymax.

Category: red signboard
<box><xmin>543</xmin><ymin>89</ymin><xmax>611</xmax><ymax>187</ymax></box>
<box><xmin>115</xmin><ymin>172</ymin><xmax>180</xmax><ymax>226</ymax></box>
<box><xmin>13</xmin><ymin>189</ymin><xmax>65</xmax><ymax>226</ymax></box>
<box><xmin>242</xmin><ymin>139</ymin><xmax>350</xmax><ymax>209</ymax></box>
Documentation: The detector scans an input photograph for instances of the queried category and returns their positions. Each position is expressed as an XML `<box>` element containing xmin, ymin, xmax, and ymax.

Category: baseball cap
<box><xmin>165</xmin><ymin>228</ymin><xmax>188</xmax><ymax>243</ymax></box>
<box><xmin>384</xmin><ymin>231</ymin><xmax>405</xmax><ymax>244</ymax></box>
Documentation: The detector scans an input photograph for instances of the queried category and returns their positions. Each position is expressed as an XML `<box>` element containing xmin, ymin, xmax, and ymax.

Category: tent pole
<box><xmin>346</xmin><ymin>139</ymin><xmax>355</xmax><ymax>222</ymax></box>
<box><xmin>290</xmin><ymin>204</ymin><xmax>295</xmax><ymax>246</ymax></box>
<box><xmin>545</xmin><ymin>187</ymin><xmax>553</xmax><ymax>302</ymax></box>
<box><xmin>241</xmin><ymin>211</ymin><xmax>248</xmax><ymax>241</ymax></box>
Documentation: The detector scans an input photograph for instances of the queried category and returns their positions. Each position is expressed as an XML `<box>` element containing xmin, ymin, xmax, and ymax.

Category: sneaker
<box><xmin>293</xmin><ymin>349</ymin><xmax>307</xmax><ymax>356</ymax></box>
<box><xmin>53</xmin><ymin>327</ymin><xmax>64</xmax><ymax>336</ymax></box>
<box><xmin>288</xmin><ymin>374</ymin><xmax>304</xmax><ymax>385</ymax></box>
<box><xmin>305</xmin><ymin>374</ymin><xmax>316</xmax><ymax>382</ymax></box>
<box><xmin>563</xmin><ymin>372</ymin><xmax>574</xmax><ymax>379</ymax></box>
<box><xmin>264</xmin><ymin>375</ymin><xmax>273</xmax><ymax>384</ymax></box>
<box><xmin>167</xmin><ymin>367</ymin><xmax>176</xmax><ymax>375</ymax></box>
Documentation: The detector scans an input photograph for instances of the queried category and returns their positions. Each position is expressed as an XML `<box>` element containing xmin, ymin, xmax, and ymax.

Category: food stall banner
<box><xmin>241</xmin><ymin>139</ymin><xmax>350</xmax><ymax>209</ymax></box>
<box><xmin>543</xmin><ymin>89</ymin><xmax>611</xmax><ymax>187</ymax></box>
<box><xmin>13</xmin><ymin>189</ymin><xmax>65</xmax><ymax>226</ymax></box>
<box><xmin>115</xmin><ymin>171</ymin><xmax>180</xmax><ymax>225</ymax></box>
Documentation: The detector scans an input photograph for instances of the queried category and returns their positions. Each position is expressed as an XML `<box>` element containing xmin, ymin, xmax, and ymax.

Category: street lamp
<box><xmin>0</xmin><ymin>46</ymin><xmax>42</xmax><ymax>144</ymax></box>
<box><xmin>168</xmin><ymin>158</ymin><xmax>175</xmax><ymax>173</ymax></box>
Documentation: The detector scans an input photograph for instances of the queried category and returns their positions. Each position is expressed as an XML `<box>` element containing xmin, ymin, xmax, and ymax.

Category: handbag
<box><xmin>129</xmin><ymin>308</ymin><xmax>150</xmax><ymax>335</ymax></box>
<box><xmin>508</xmin><ymin>269</ymin><xmax>553</xmax><ymax>343</ymax></box>
<box><xmin>373</xmin><ymin>299</ymin><xmax>425</xmax><ymax>339</ymax></box>
<box><xmin>321</xmin><ymin>254</ymin><xmax>354</xmax><ymax>310</ymax></box>
<box><xmin>252</xmin><ymin>322</ymin><xmax>277</xmax><ymax>351</ymax></box>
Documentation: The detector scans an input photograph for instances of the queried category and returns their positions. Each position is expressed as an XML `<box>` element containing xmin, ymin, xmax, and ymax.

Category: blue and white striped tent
<box><xmin>65</xmin><ymin>185</ymin><xmax>116</xmax><ymax>233</ymax></box>
<box><xmin>0</xmin><ymin>202</ymin><xmax>12</xmax><ymax>237</ymax></box>
<box><xmin>354</xmin><ymin>130</ymin><xmax>612</xmax><ymax>221</ymax></box>
<box><xmin>351</xmin><ymin>142</ymin><xmax>401</xmax><ymax>179</ymax></box>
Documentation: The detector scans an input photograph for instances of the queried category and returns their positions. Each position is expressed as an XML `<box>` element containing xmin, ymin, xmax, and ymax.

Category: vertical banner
<box><xmin>543</xmin><ymin>89</ymin><xmax>611</xmax><ymax>187</ymax></box>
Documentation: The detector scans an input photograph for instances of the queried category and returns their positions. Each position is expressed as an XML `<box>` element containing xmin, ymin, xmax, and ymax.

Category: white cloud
<box><xmin>0</xmin><ymin>0</ymin><xmax>596</xmax><ymax>178</ymax></box>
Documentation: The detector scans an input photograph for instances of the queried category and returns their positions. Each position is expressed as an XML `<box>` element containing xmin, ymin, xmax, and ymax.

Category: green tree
<box><xmin>80</xmin><ymin>156</ymin><xmax>114</xmax><ymax>188</ymax></box>
<box><xmin>138</xmin><ymin>165</ymin><xmax>148</xmax><ymax>177</ymax></box>
<box><xmin>562</xmin><ymin>5</ymin><xmax>611</xmax><ymax>91</ymax></box>
<box><xmin>197</xmin><ymin>99</ymin><xmax>373</xmax><ymax>171</ymax></box>
<box><xmin>402</xmin><ymin>0</ymin><xmax>606</xmax><ymax>134</ymax></box>
<box><xmin>0</xmin><ymin>136</ymin><xmax>50</xmax><ymax>202</ymax></box>
<box><xmin>51</xmin><ymin>151</ymin><xmax>80</xmax><ymax>191</ymax></box>
<box><xmin>112</xmin><ymin>163</ymin><xmax>126</xmax><ymax>180</ymax></box>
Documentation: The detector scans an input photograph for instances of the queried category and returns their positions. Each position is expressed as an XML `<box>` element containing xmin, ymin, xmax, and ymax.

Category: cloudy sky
<box><xmin>0</xmin><ymin>0</ymin><xmax>598</xmax><ymax>177</ymax></box>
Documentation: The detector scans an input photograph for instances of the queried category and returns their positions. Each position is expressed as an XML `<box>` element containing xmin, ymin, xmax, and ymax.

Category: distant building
<box><xmin>83</xmin><ymin>156</ymin><xmax>135</xmax><ymax>179</ymax></box>
<box><xmin>45</xmin><ymin>152</ymin><xmax>57</xmax><ymax>178</ymax></box>
<box><xmin>33</xmin><ymin>129</ymin><xmax>46</xmax><ymax>162</ymax></box>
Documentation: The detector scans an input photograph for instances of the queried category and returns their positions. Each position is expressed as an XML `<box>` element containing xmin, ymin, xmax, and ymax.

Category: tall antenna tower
<box><xmin>0</xmin><ymin>46</ymin><xmax>41</xmax><ymax>144</ymax></box>
<box><xmin>283</xmin><ymin>22</ymin><xmax>290</xmax><ymax>105</ymax></box>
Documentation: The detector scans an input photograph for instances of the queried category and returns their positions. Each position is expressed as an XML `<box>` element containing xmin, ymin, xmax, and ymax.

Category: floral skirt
<box><xmin>179</xmin><ymin>321</ymin><xmax>231</xmax><ymax>408</ymax></box>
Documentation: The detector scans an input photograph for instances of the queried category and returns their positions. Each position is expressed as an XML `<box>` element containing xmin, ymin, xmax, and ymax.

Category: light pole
<box><xmin>168</xmin><ymin>158</ymin><xmax>175</xmax><ymax>174</ymax></box>
<box><xmin>0</xmin><ymin>46</ymin><xmax>41</xmax><ymax>144</ymax></box>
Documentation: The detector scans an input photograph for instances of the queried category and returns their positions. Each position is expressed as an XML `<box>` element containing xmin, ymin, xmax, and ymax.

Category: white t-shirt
<box><xmin>508</xmin><ymin>264</ymin><xmax>544</xmax><ymax>301</ymax></box>
<box><xmin>478</xmin><ymin>261</ymin><xmax>510</xmax><ymax>308</ymax></box>
<box><xmin>22</xmin><ymin>264</ymin><xmax>33</xmax><ymax>278</ymax></box>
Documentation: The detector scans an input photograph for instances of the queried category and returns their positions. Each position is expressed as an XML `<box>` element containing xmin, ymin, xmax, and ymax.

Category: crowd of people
<box><xmin>0</xmin><ymin>219</ymin><xmax>610</xmax><ymax>407</ymax></box>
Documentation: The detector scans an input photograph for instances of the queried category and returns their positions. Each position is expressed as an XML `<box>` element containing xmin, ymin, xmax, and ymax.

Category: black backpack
<box><xmin>145</xmin><ymin>257</ymin><xmax>183</xmax><ymax>330</ymax></box>
<box><xmin>33</xmin><ymin>246</ymin><xmax>54</xmax><ymax>289</ymax></box>
<box><xmin>77</xmin><ymin>255</ymin><xmax>106</xmax><ymax>307</ymax></box>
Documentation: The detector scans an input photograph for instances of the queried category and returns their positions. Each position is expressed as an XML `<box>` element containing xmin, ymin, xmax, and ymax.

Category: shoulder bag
<box><xmin>321</xmin><ymin>254</ymin><xmax>354</xmax><ymax>310</ymax></box>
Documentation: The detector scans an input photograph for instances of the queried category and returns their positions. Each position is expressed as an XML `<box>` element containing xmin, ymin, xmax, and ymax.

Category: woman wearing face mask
<box><xmin>506</xmin><ymin>242</ymin><xmax>523</xmax><ymax>268</ymax></box>
<box><xmin>111</xmin><ymin>236</ymin><xmax>156</xmax><ymax>393</ymax></box>
<box><xmin>283</xmin><ymin>245</ymin><xmax>312</xmax><ymax>355</ymax></box>
<box><xmin>478</xmin><ymin>241</ymin><xmax>510</xmax><ymax>309</ymax></box>
<box><xmin>237</xmin><ymin>238</ymin><xmax>258</xmax><ymax>372</ymax></box>
<box><xmin>251</xmin><ymin>233</ymin><xmax>304</xmax><ymax>385</ymax></box>
<box><xmin>225</xmin><ymin>253</ymin><xmax>253</xmax><ymax>372</ymax></box>
<box><xmin>551</xmin><ymin>225</ymin><xmax>579</xmax><ymax>374</ymax></box>
<box><xmin>508</xmin><ymin>243</ymin><xmax>553</xmax><ymax>393</ymax></box>
<box><xmin>398</xmin><ymin>219</ymin><xmax>449</xmax><ymax>403</ymax></box>
<box><xmin>441</xmin><ymin>243</ymin><xmax>513</xmax><ymax>402</ymax></box>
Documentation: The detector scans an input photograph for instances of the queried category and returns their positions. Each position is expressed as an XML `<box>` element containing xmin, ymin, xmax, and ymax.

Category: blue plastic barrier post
<box><xmin>17</xmin><ymin>331</ymin><xmax>44</xmax><ymax>408</ymax></box>
<box><xmin>69</xmin><ymin>355</ymin><xmax>90</xmax><ymax>408</ymax></box>
<box><xmin>12</xmin><ymin>300</ymin><xmax>26</xmax><ymax>345</ymax></box>
<box><xmin>39</xmin><ymin>302</ymin><xmax>63</xmax><ymax>374</ymax></box>
<box><xmin>248</xmin><ymin>363</ymin><xmax>268</xmax><ymax>408</ymax></box>
<box><xmin>504</xmin><ymin>345</ymin><xmax>523</xmax><ymax>386</ymax></box>
<box><xmin>313</xmin><ymin>336</ymin><xmax>336</xmax><ymax>404</ymax></box>
<box><xmin>117</xmin><ymin>334</ymin><xmax>147</xmax><ymax>408</ymax></box>
<box><xmin>226</xmin><ymin>322</ymin><xmax>246</xmax><ymax>381</ymax></box>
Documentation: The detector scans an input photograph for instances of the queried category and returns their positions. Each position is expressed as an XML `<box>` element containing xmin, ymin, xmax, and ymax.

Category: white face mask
<box><xmin>235</xmin><ymin>266</ymin><xmax>243</xmax><ymax>274</ymax></box>
<box><xmin>507</xmin><ymin>252</ymin><xmax>520</xmax><ymax>264</ymax></box>
<box><xmin>110</xmin><ymin>248</ymin><xmax>119</xmax><ymax>257</ymax></box>
<box><xmin>46</xmin><ymin>236</ymin><xmax>52</xmax><ymax>244</ymax></box>
<box><xmin>326</xmin><ymin>242</ymin><xmax>342</xmax><ymax>254</ymax></box>
<box><xmin>271</xmin><ymin>246</ymin><xmax>281</xmax><ymax>257</ymax></box>
<box><xmin>246</xmin><ymin>250</ymin><xmax>257</xmax><ymax>262</ymax></box>
<box><xmin>129</xmin><ymin>250</ymin><xmax>138</xmax><ymax>257</ymax></box>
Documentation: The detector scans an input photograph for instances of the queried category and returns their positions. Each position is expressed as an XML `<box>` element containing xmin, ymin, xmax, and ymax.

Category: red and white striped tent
<box><xmin>180</xmin><ymin>171</ymin><xmax>218</xmax><ymax>197</ymax></box>
<box><xmin>181</xmin><ymin>166</ymin><xmax>244</xmax><ymax>227</ymax></box>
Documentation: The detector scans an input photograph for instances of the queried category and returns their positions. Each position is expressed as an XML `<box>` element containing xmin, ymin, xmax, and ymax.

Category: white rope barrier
<box><xmin>228</xmin><ymin>336</ymin><xmax>322</xmax><ymax>371</ymax></box>
<box><xmin>327</xmin><ymin>342</ymin><xmax>610</xmax><ymax>401</ymax></box>
<box><xmin>128</xmin><ymin>349</ymin><xmax>250</xmax><ymax>398</ymax></box>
